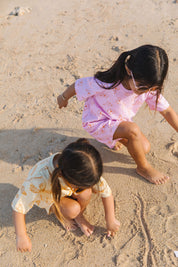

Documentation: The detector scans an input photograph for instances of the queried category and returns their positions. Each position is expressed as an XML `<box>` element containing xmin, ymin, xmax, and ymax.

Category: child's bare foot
<box><xmin>61</xmin><ymin>217</ymin><xmax>78</xmax><ymax>231</ymax></box>
<box><xmin>113</xmin><ymin>141</ymin><xmax>123</xmax><ymax>151</ymax></box>
<box><xmin>136</xmin><ymin>164</ymin><xmax>170</xmax><ymax>185</ymax></box>
<box><xmin>75</xmin><ymin>214</ymin><xmax>94</xmax><ymax>237</ymax></box>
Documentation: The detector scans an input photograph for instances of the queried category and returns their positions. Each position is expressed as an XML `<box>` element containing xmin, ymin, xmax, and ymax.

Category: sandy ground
<box><xmin>0</xmin><ymin>0</ymin><xmax>178</xmax><ymax>266</ymax></box>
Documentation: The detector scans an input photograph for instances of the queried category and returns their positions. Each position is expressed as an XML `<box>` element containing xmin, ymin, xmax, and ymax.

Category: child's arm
<box><xmin>102</xmin><ymin>194</ymin><xmax>120</xmax><ymax>237</ymax></box>
<box><xmin>160</xmin><ymin>106</ymin><xmax>178</xmax><ymax>132</ymax></box>
<box><xmin>57</xmin><ymin>83</ymin><xmax>76</xmax><ymax>109</ymax></box>
<box><xmin>13</xmin><ymin>210</ymin><xmax>32</xmax><ymax>252</ymax></box>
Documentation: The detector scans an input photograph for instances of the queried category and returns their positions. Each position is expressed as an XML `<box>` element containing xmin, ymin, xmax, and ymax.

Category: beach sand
<box><xmin>0</xmin><ymin>0</ymin><xmax>177</xmax><ymax>266</ymax></box>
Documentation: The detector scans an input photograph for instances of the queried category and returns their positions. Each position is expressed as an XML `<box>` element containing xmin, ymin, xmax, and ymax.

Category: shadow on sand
<box><xmin>0</xmin><ymin>127</ymin><xmax>134</xmax><ymax>172</ymax></box>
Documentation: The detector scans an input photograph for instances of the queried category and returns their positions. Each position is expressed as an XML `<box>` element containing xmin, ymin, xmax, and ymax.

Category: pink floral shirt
<box><xmin>75</xmin><ymin>77</ymin><xmax>169</xmax><ymax>148</ymax></box>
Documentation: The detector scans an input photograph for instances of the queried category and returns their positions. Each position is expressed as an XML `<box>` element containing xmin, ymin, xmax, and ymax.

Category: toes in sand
<box><xmin>113</xmin><ymin>141</ymin><xmax>123</xmax><ymax>151</ymax></box>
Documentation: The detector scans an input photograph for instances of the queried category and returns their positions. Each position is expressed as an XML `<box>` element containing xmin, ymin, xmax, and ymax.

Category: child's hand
<box><xmin>57</xmin><ymin>94</ymin><xmax>68</xmax><ymax>109</ymax></box>
<box><xmin>16</xmin><ymin>234</ymin><xmax>32</xmax><ymax>252</ymax></box>
<box><xmin>106</xmin><ymin>218</ymin><xmax>120</xmax><ymax>237</ymax></box>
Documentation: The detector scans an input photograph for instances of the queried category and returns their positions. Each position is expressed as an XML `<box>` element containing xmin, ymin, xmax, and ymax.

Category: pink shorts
<box><xmin>82</xmin><ymin>119</ymin><xmax>127</xmax><ymax>148</ymax></box>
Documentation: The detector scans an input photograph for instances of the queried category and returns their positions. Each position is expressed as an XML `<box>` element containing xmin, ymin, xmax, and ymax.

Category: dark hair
<box><xmin>94</xmin><ymin>45</ymin><xmax>169</xmax><ymax>106</ymax></box>
<box><xmin>51</xmin><ymin>138</ymin><xmax>103</xmax><ymax>218</ymax></box>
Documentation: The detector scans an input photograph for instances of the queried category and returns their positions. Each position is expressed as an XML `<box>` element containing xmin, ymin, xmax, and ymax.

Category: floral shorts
<box><xmin>82</xmin><ymin>119</ymin><xmax>126</xmax><ymax>148</ymax></box>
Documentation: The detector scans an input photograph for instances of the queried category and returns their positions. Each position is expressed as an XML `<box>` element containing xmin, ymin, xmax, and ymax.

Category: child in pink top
<box><xmin>57</xmin><ymin>45</ymin><xmax>178</xmax><ymax>185</ymax></box>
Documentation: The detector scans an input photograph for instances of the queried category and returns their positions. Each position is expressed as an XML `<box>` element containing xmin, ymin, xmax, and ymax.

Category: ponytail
<box><xmin>51</xmin><ymin>167</ymin><xmax>64</xmax><ymax>222</ymax></box>
<box><xmin>94</xmin><ymin>51</ymin><xmax>130</xmax><ymax>89</ymax></box>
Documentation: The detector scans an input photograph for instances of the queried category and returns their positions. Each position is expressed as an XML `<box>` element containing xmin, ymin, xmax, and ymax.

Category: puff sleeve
<box><xmin>92</xmin><ymin>177</ymin><xmax>112</xmax><ymax>198</ymax></box>
<box><xmin>75</xmin><ymin>77</ymin><xmax>105</xmax><ymax>101</ymax></box>
<box><xmin>11</xmin><ymin>176</ymin><xmax>46</xmax><ymax>214</ymax></box>
<box><xmin>145</xmin><ymin>92</ymin><xmax>169</xmax><ymax>111</ymax></box>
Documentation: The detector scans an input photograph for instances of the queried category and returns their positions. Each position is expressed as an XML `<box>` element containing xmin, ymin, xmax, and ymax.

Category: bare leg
<box><xmin>73</xmin><ymin>189</ymin><xmax>95</xmax><ymax>237</ymax></box>
<box><xmin>113</xmin><ymin>121</ymin><xmax>170</xmax><ymax>184</ymax></box>
<box><xmin>114</xmin><ymin>133</ymin><xmax>150</xmax><ymax>154</ymax></box>
<box><xmin>50</xmin><ymin>200</ymin><xmax>79</xmax><ymax>231</ymax></box>
<box><xmin>52</xmin><ymin>188</ymin><xmax>94</xmax><ymax>236</ymax></box>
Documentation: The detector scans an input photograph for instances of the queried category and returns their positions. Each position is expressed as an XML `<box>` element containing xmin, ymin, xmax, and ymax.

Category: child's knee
<box><xmin>67</xmin><ymin>201</ymin><xmax>81</xmax><ymax>218</ymax></box>
<box><xmin>127</xmin><ymin>122</ymin><xmax>141</xmax><ymax>139</ymax></box>
<box><xmin>60</xmin><ymin>198</ymin><xmax>81</xmax><ymax>218</ymax></box>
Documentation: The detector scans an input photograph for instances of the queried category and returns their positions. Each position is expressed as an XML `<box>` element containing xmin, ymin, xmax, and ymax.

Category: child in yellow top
<box><xmin>12</xmin><ymin>138</ymin><xmax>120</xmax><ymax>252</ymax></box>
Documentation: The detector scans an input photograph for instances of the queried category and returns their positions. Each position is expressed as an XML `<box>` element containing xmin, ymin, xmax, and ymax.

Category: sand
<box><xmin>0</xmin><ymin>0</ymin><xmax>177</xmax><ymax>266</ymax></box>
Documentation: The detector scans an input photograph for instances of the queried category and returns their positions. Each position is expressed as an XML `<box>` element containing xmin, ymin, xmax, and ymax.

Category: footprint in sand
<box><xmin>168</xmin><ymin>141</ymin><xmax>178</xmax><ymax>157</ymax></box>
<box><xmin>165</xmin><ymin>214</ymin><xmax>178</xmax><ymax>233</ymax></box>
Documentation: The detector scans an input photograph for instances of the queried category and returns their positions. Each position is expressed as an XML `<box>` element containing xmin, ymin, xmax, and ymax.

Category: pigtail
<box><xmin>51</xmin><ymin>167</ymin><xmax>64</xmax><ymax>222</ymax></box>
<box><xmin>94</xmin><ymin>51</ymin><xmax>130</xmax><ymax>89</ymax></box>
<box><xmin>155</xmin><ymin>87</ymin><xmax>162</xmax><ymax>111</ymax></box>
<box><xmin>154</xmin><ymin>47</ymin><xmax>168</xmax><ymax>109</ymax></box>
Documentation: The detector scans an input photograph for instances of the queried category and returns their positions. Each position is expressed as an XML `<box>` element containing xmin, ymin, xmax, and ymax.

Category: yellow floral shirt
<box><xmin>11</xmin><ymin>153</ymin><xmax>111</xmax><ymax>214</ymax></box>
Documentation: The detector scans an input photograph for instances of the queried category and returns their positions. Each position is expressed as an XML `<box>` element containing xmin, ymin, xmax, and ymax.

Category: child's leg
<box><xmin>115</xmin><ymin>132</ymin><xmax>150</xmax><ymax>154</ymax></box>
<box><xmin>113</xmin><ymin>121</ymin><xmax>170</xmax><ymax>184</ymax></box>
<box><xmin>50</xmin><ymin>200</ymin><xmax>79</xmax><ymax>231</ymax></box>
<box><xmin>54</xmin><ymin>188</ymin><xmax>94</xmax><ymax>236</ymax></box>
<box><xmin>72</xmin><ymin>189</ymin><xmax>95</xmax><ymax>237</ymax></box>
